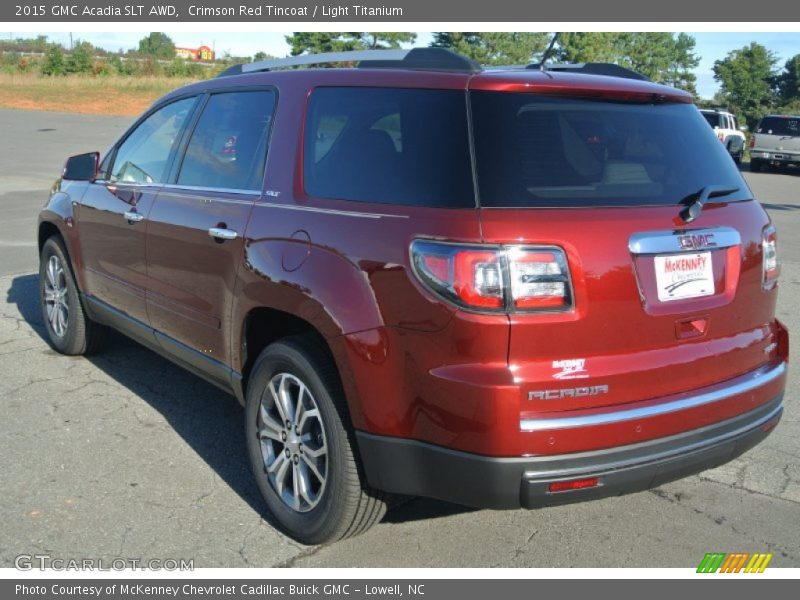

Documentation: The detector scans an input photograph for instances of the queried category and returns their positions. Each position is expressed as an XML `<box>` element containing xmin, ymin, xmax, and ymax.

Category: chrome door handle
<box><xmin>123</xmin><ymin>210</ymin><xmax>144</xmax><ymax>223</ymax></box>
<box><xmin>208</xmin><ymin>227</ymin><xmax>238</xmax><ymax>241</ymax></box>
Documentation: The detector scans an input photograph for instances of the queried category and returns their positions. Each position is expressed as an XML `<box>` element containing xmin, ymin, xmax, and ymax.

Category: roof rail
<box><xmin>526</xmin><ymin>62</ymin><xmax>650</xmax><ymax>82</ymax></box>
<box><xmin>217</xmin><ymin>48</ymin><xmax>481</xmax><ymax>78</ymax></box>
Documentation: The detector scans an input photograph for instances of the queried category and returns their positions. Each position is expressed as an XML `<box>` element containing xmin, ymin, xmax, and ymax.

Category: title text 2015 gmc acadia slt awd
<box><xmin>38</xmin><ymin>49</ymin><xmax>788</xmax><ymax>544</ymax></box>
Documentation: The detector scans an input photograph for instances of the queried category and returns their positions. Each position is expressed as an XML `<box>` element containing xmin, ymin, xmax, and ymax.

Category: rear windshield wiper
<box><xmin>679</xmin><ymin>185</ymin><xmax>740</xmax><ymax>223</ymax></box>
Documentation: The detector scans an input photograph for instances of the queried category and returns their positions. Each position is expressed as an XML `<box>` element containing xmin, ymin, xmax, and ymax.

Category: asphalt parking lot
<box><xmin>1</xmin><ymin>107</ymin><xmax>798</xmax><ymax>568</ymax></box>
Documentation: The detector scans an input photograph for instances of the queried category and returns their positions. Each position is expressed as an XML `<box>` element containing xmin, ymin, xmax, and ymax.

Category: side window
<box><xmin>110</xmin><ymin>97</ymin><xmax>196</xmax><ymax>184</ymax></box>
<box><xmin>177</xmin><ymin>90</ymin><xmax>276</xmax><ymax>191</ymax></box>
<box><xmin>303</xmin><ymin>87</ymin><xmax>474</xmax><ymax>208</ymax></box>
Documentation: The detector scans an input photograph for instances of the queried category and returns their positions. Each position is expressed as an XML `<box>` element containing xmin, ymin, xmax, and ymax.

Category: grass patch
<box><xmin>0</xmin><ymin>73</ymin><xmax>201</xmax><ymax>116</ymax></box>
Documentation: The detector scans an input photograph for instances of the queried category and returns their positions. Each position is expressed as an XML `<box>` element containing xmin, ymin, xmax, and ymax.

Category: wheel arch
<box><xmin>237</xmin><ymin>306</ymin><xmax>365</xmax><ymax>428</ymax></box>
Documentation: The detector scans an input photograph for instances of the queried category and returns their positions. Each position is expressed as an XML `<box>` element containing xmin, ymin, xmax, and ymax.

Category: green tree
<box><xmin>558</xmin><ymin>33</ymin><xmax>699</xmax><ymax>93</ymax></box>
<box><xmin>777</xmin><ymin>54</ymin><xmax>800</xmax><ymax>103</ymax></box>
<box><xmin>286</xmin><ymin>32</ymin><xmax>417</xmax><ymax>56</ymax></box>
<box><xmin>285</xmin><ymin>32</ymin><xmax>363</xmax><ymax>56</ymax></box>
<box><xmin>40</xmin><ymin>44</ymin><xmax>65</xmax><ymax>76</ymax></box>
<box><xmin>713</xmin><ymin>42</ymin><xmax>779</xmax><ymax>129</ymax></box>
<box><xmin>66</xmin><ymin>41</ymin><xmax>94</xmax><ymax>74</ymax></box>
<box><xmin>362</xmin><ymin>32</ymin><xmax>416</xmax><ymax>49</ymax></box>
<box><xmin>252</xmin><ymin>51</ymin><xmax>269</xmax><ymax>62</ymax></box>
<box><xmin>137</xmin><ymin>32</ymin><xmax>176</xmax><ymax>60</ymax></box>
<box><xmin>557</xmin><ymin>32</ymin><xmax>619</xmax><ymax>63</ymax></box>
<box><xmin>431</xmin><ymin>32</ymin><xmax>550</xmax><ymax>65</ymax></box>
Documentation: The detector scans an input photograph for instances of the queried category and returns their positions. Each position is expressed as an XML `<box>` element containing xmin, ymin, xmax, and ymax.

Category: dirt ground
<box><xmin>0</xmin><ymin>73</ymin><xmax>199</xmax><ymax>116</ymax></box>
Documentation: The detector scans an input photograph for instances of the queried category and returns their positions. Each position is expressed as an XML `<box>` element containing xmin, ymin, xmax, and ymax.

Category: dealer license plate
<box><xmin>654</xmin><ymin>252</ymin><xmax>714</xmax><ymax>302</ymax></box>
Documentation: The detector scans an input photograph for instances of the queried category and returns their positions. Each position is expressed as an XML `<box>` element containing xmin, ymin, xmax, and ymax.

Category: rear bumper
<box><xmin>357</xmin><ymin>392</ymin><xmax>783</xmax><ymax>509</ymax></box>
<box><xmin>751</xmin><ymin>150</ymin><xmax>800</xmax><ymax>164</ymax></box>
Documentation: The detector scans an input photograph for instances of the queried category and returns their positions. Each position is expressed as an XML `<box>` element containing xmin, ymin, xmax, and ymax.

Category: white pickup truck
<box><xmin>700</xmin><ymin>108</ymin><xmax>746</xmax><ymax>164</ymax></box>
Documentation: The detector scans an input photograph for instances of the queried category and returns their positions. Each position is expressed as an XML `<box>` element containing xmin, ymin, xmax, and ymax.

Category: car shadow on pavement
<box><xmin>7</xmin><ymin>273</ymin><xmax>474</xmax><ymax>531</ymax></box>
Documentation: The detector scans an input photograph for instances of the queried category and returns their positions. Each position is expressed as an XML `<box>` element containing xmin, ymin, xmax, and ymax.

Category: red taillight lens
<box><xmin>718</xmin><ymin>132</ymin><xmax>725</xmax><ymax>142</ymax></box>
<box><xmin>548</xmin><ymin>477</ymin><xmax>599</xmax><ymax>493</ymax></box>
<box><xmin>749</xmin><ymin>135</ymin><xmax>756</xmax><ymax>149</ymax></box>
<box><xmin>411</xmin><ymin>241</ymin><xmax>573</xmax><ymax>313</ymax></box>
<box><xmin>762</xmin><ymin>225</ymin><xmax>779</xmax><ymax>290</ymax></box>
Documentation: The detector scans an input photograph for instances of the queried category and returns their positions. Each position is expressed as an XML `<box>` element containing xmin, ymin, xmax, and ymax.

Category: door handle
<box><xmin>208</xmin><ymin>227</ymin><xmax>238</xmax><ymax>241</ymax></box>
<box><xmin>123</xmin><ymin>210</ymin><xmax>144</xmax><ymax>223</ymax></box>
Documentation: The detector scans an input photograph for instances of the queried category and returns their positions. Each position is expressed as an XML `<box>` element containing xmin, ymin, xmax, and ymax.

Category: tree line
<box><xmin>3</xmin><ymin>32</ymin><xmax>798</xmax><ymax>129</ymax></box>
<box><xmin>0</xmin><ymin>33</ymin><xmax>223</xmax><ymax>78</ymax></box>
<box><xmin>286</xmin><ymin>32</ymin><xmax>800</xmax><ymax>129</ymax></box>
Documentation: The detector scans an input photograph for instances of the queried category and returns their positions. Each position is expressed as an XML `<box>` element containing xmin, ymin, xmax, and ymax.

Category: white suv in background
<box><xmin>700</xmin><ymin>108</ymin><xmax>746</xmax><ymax>164</ymax></box>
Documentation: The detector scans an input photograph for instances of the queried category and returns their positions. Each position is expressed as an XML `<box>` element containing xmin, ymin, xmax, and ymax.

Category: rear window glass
<box><xmin>304</xmin><ymin>87</ymin><xmax>474</xmax><ymax>208</ymax></box>
<box><xmin>471</xmin><ymin>92</ymin><xmax>749</xmax><ymax>208</ymax></box>
<box><xmin>178</xmin><ymin>90</ymin><xmax>276</xmax><ymax>190</ymax></box>
<box><xmin>701</xmin><ymin>112</ymin><xmax>722</xmax><ymax>128</ymax></box>
<box><xmin>757</xmin><ymin>117</ymin><xmax>800</xmax><ymax>137</ymax></box>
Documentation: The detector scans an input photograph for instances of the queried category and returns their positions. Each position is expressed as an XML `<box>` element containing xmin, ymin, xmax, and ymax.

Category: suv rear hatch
<box><xmin>467</xmin><ymin>77</ymin><xmax>780</xmax><ymax>415</ymax></box>
<box><xmin>753</xmin><ymin>115</ymin><xmax>800</xmax><ymax>156</ymax></box>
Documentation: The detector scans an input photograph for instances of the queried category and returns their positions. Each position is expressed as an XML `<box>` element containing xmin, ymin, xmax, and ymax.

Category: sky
<box><xmin>5</xmin><ymin>31</ymin><xmax>798</xmax><ymax>99</ymax></box>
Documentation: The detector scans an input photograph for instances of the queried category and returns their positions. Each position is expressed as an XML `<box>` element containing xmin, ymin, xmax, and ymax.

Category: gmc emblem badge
<box><xmin>678</xmin><ymin>233</ymin><xmax>717</xmax><ymax>250</ymax></box>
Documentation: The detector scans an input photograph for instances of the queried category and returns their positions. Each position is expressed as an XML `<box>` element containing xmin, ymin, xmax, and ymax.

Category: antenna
<box><xmin>539</xmin><ymin>32</ymin><xmax>560</xmax><ymax>72</ymax></box>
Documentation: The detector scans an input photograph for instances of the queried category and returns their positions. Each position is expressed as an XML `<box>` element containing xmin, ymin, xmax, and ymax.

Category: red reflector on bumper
<box><xmin>548</xmin><ymin>477</ymin><xmax>599</xmax><ymax>493</ymax></box>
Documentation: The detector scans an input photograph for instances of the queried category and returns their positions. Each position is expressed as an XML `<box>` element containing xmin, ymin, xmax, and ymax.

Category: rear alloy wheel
<box><xmin>39</xmin><ymin>236</ymin><xmax>107</xmax><ymax>355</ymax></box>
<box><xmin>43</xmin><ymin>254</ymin><xmax>69</xmax><ymax>338</ymax></box>
<box><xmin>258</xmin><ymin>372</ymin><xmax>329</xmax><ymax>512</ymax></box>
<box><xmin>245</xmin><ymin>335</ymin><xmax>387</xmax><ymax>544</ymax></box>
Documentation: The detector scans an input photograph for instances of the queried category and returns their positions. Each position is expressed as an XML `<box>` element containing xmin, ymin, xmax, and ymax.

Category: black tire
<box><xmin>245</xmin><ymin>334</ymin><xmax>387</xmax><ymax>545</ymax></box>
<box><xmin>39</xmin><ymin>236</ymin><xmax>108</xmax><ymax>355</ymax></box>
<box><xmin>750</xmin><ymin>158</ymin><xmax>763</xmax><ymax>173</ymax></box>
<box><xmin>733</xmin><ymin>150</ymin><xmax>742</xmax><ymax>165</ymax></box>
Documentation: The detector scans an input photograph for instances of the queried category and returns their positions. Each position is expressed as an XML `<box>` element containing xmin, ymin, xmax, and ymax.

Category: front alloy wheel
<box><xmin>39</xmin><ymin>236</ymin><xmax>107</xmax><ymax>355</ymax></box>
<box><xmin>258</xmin><ymin>372</ymin><xmax>328</xmax><ymax>512</ymax></box>
<box><xmin>43</xmin><ymin>255</ymin><xmax>69</xmax><ymax>337</ymax></box>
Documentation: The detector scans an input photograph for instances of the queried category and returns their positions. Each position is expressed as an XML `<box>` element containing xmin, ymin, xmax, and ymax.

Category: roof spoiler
<box><xmin>526</xmin><ymin>62</ymin><xmax>650</xmax><ymax>81</ymax></box>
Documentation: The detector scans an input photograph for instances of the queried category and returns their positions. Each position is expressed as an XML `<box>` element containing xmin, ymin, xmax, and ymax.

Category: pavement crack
<box><xmin>273</xmin><ymin>543</ymin><xmax>325</xmax><ymax>568</ymax></box>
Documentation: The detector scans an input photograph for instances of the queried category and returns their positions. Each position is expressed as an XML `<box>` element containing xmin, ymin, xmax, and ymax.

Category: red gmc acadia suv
<box><xmin>37</xmin><ymin>49</ymin><xmax>788</xmax><ymax>544</ymax></box>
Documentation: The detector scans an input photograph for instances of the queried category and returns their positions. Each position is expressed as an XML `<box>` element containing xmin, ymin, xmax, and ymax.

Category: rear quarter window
<box><xmin>303</xmin><ymin>87</ymin><xmax>475</xmax><ymax>208</ymax></box>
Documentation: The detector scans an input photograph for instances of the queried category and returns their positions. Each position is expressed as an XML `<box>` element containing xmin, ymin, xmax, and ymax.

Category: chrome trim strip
<box><xmin>160</xmin><ymin>184</ymin><xmax>261</xmax><ymax>195</ymax></box>
<box><xmin>255</xmin><ymin>202</ymin><xmax>409</xmax><ymax>219</ymax></box>
<box><xmin>628</xmin><ymin>226</ymin><xmax>741</xmax><ymax>255</ymax></box>
<box><xmin>520</xmin><ymin>362</ymin><xmax>786</xmax><ymax>432</ymax></box>
<box><xmin>522</xmin><ymin>401</ymin><xmax>784</xmax><ymax>479</ymax></box>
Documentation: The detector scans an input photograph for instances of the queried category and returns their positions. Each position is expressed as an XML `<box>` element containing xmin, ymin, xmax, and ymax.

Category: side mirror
<box><xmin>62</xmin><ymin>152</ymin><xmax>100</xmax><ymax>181</ymax></box>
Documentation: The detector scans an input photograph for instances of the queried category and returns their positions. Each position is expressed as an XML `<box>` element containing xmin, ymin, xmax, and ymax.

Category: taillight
<box><xmin>411</xmin><ymin>240</ymin><xmax>573</xmax><ymax>313</ymax></box>
<box><xmin>749</xmin><ymin>135</ymin><xmax>756</xmax><ymax>149</ymax></box>
<box><xmin>718</xmin><ymin>132</ymin><xmax>725</xmax><ymax>142</ymax></box>
<box><xmin>762</xmin><ymin>225</ymin><xmax>779</xmax><ymax>290</ymax></box>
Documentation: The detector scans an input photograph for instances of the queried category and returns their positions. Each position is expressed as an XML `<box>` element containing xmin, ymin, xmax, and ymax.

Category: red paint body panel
<box><xmin>42</xmin><ymin>65</ymin><xmax>787</xmax><ymax>473</ymax></box>
<box><xmin>146</xmin><ymin>188</ymin><xmax>256</xmax><ymax>364</ymax></box>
